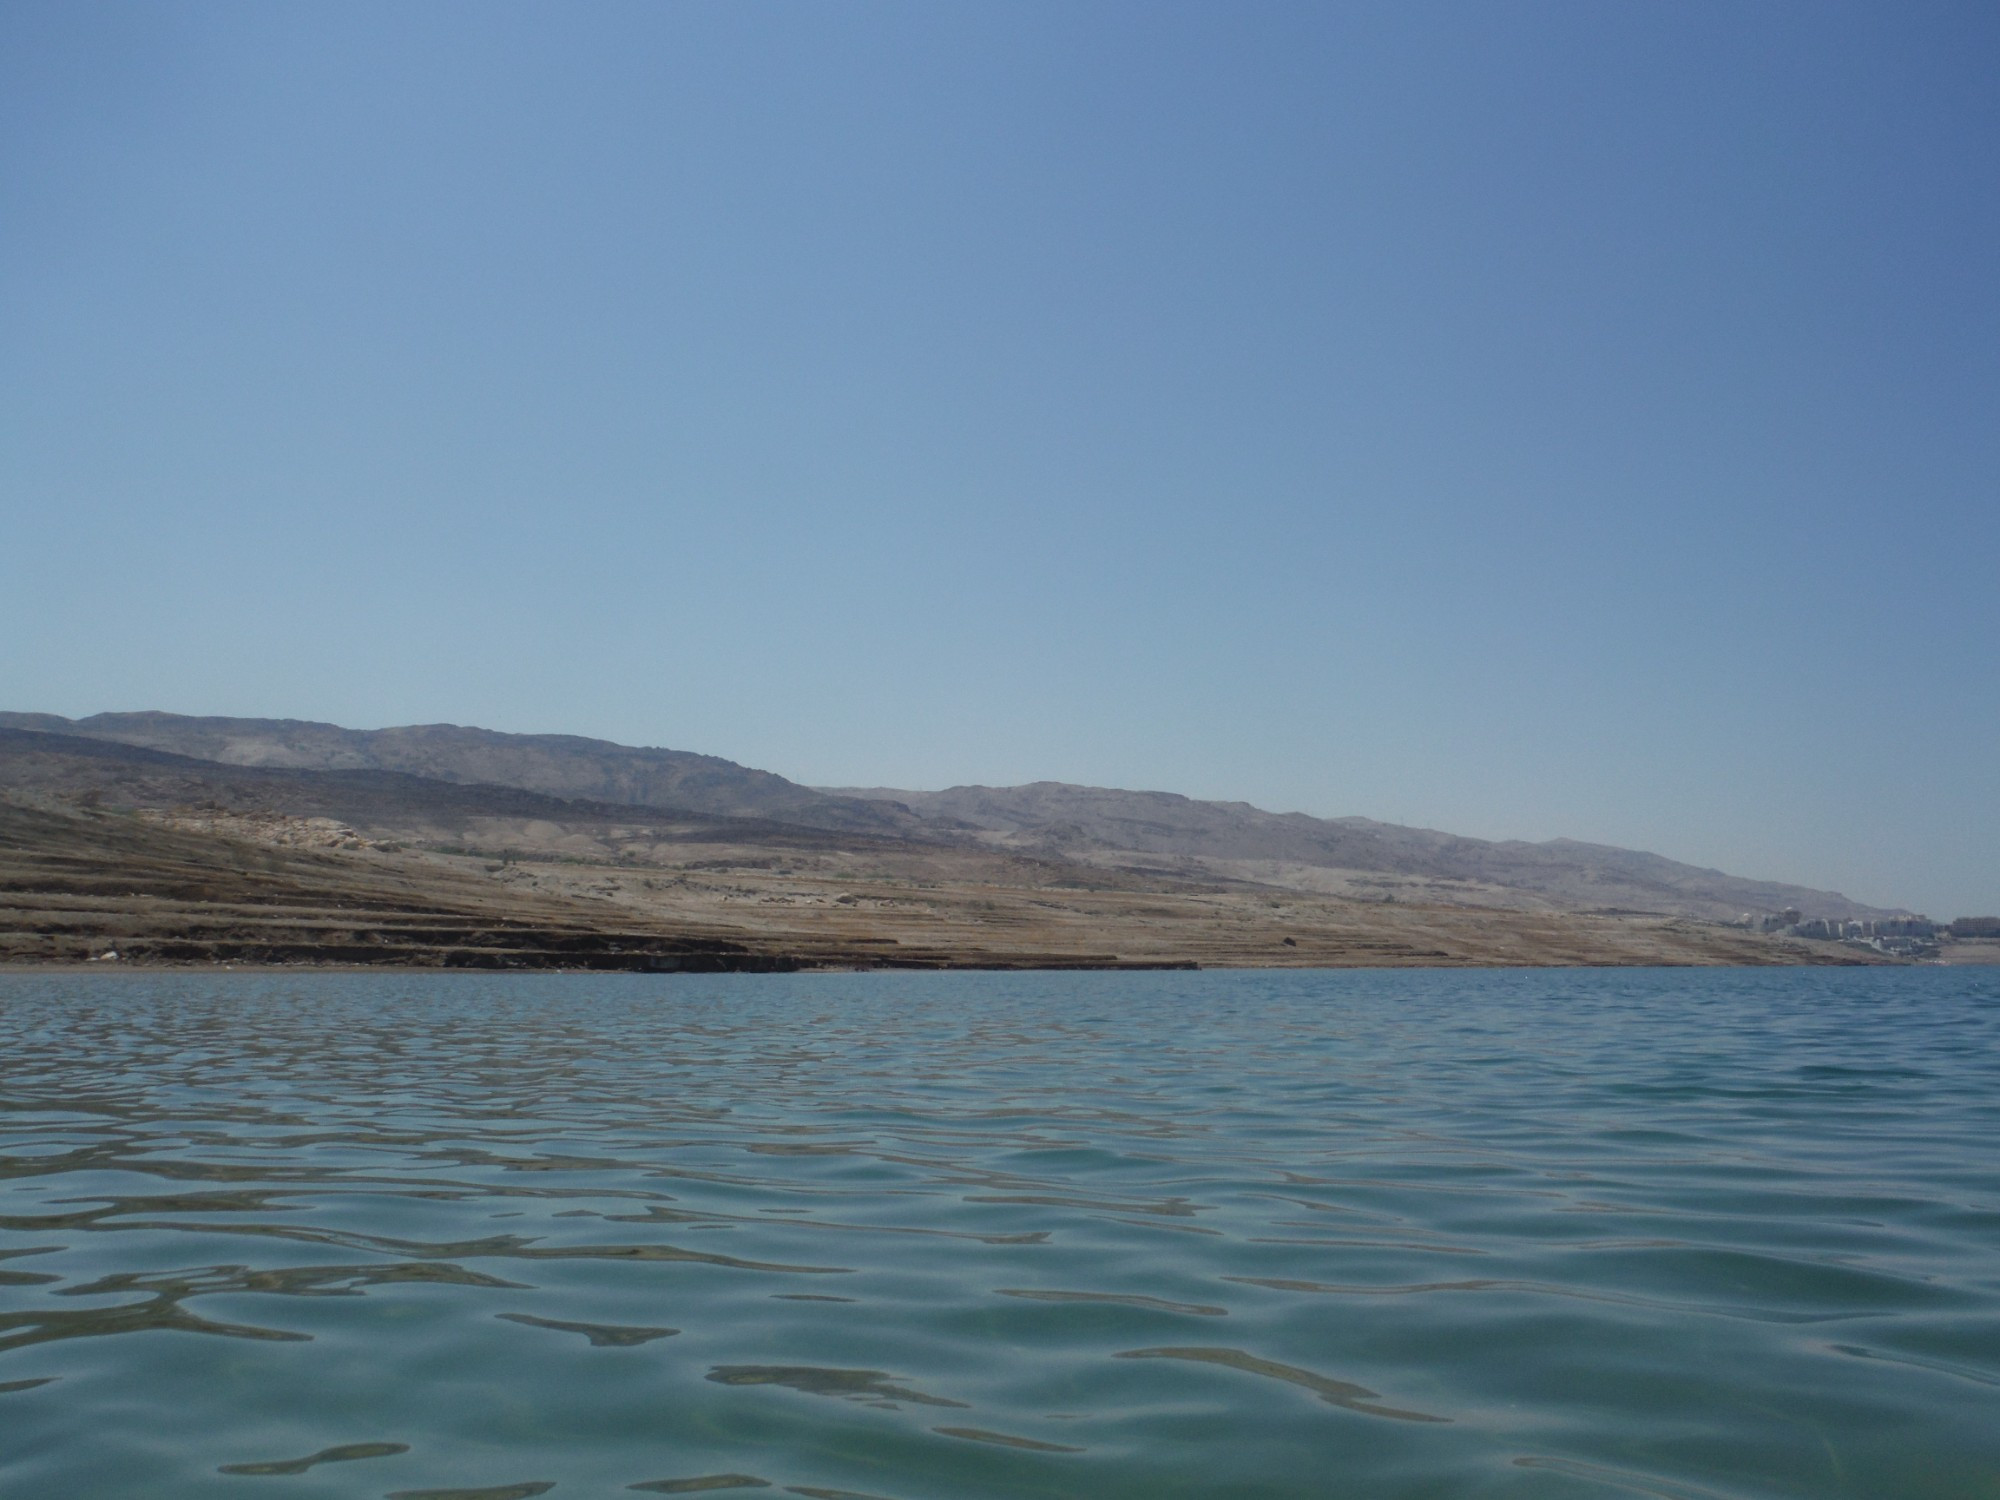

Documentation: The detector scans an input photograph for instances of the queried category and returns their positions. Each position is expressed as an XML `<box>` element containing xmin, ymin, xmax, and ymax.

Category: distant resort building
<box><xmin>1735</xmin><ymin>908</ymin><xmax>1946</xmax><ymax>958</ymax></box>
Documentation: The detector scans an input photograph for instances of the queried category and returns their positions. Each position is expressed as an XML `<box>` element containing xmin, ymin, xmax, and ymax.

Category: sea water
<box><xmin>1</xmin><ymin>968</ymin><xmax>1995</xmax><ymax>1499</ymax></box>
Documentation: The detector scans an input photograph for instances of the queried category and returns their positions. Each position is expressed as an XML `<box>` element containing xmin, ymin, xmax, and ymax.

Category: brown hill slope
<box><xmin>0</xmin><ymin>794</ymin><xmax>812</xmax><ymax>970</ymax></box>
<box><xmin>0</xmin><ymin>792</ymin><xmax>1840</xmax><ymax>972</ymax></box>
<box><xmin>0</xmin><ymin>732</ymin><xmax>1854</xmax><ymax>970</ymax></box>
<box><xmin>827</xmin><ymin>782</ymin><xmax>1902</xmax><ymax>922</ymax></box>
<box><xmin>0</xmin><ymin>711</ymin><xmax>921</xmax><ymax>836</ymax></box>
<box><xmin>1</xmin><ymin>711</ymin><xmax>1901</xmax><ymax>923</ymax></box>
<box><xmin>0</xmin><ymin>726</ymin><xmax>894</xmax><ymax>857</ymax></box>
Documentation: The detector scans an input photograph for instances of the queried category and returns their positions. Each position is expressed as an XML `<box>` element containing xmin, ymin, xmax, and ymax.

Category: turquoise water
<box><xmin>1</xmin><ymin>968</ymin><xmax>1996</xmax><ymax>1500</ymax></box>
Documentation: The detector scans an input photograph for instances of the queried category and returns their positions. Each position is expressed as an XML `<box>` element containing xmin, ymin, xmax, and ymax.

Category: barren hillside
<box><xmin>0</xmin><ymin>712</ymin><xmax>1899</xmax><ymax>921</ymax></box>
<box><xmin>827</xmin><ymin>782</ymin><xmax>1902</xmax><ymax>922</ymax></box>
<box><xmin>0</xmin><ymin>728</ymin><xmax>1865</xmax><ymax>970</ymax></box>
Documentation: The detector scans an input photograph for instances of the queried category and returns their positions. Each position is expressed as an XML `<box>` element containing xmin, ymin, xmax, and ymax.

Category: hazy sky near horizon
<box><xmin>3</xmin><ymin>2</ymin><xmax>1996</xmax><ymax>917</ymax></box>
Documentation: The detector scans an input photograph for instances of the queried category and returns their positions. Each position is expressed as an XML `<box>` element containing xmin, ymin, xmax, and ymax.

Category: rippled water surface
<box><xmin>2</xmin><ymin>968</ymin><xmax>1997</xmax><ymax>1499</ymax></box>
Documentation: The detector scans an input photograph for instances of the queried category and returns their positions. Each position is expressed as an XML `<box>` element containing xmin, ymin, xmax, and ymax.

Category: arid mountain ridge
<box><xmin>1</xmin><ymin>711</ymin><xmax>1899</xmax><ymax>922</ymax></box>
<box><xmin>0</xmin><ymin>710</ymin><xmax>918</xmax><ymax>835</ymax></box>
<box><xmin>826</xmin><ymin>782</ymin><xmax>1902</xmax><ymax>921</ymax></box>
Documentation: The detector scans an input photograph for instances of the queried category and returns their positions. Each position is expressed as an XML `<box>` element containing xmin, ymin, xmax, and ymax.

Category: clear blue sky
<box><xmin>4</xmin><ymin>1</ymin><xmax>1996</xmax><ymax>917</ymax></box>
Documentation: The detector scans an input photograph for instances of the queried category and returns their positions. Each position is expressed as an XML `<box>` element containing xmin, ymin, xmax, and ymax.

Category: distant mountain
<box><xmin>0</xmin><ymin>712</ymin><xmax>921</xmax><ymax>837</ymax></box>
<box><xmin>825</xmin><ymin>781</ymin><xmax>1903</xmax><ymax>922</ymax></box>
<box><xmin>0</xmin><ymin>711</ymin><xmax>1900</xmax><ymax>921</ymax></box>
<box><xmin>0</xmin><ymin>727</ymin><xmax>894</xmax><ymax>859</ymax></box>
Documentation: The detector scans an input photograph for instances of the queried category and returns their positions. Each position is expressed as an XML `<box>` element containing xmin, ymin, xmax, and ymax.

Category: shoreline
<box><xmin>3</xmin><ymin>950</ymin><xmax>1889</xmax><ymax>976</ymax></box>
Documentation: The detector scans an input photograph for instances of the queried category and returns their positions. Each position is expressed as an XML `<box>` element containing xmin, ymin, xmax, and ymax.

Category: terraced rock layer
<box><xmin>0</xmin><ymin>794</ymin><xmax>1844</xmax><ymax>972</ymax></box>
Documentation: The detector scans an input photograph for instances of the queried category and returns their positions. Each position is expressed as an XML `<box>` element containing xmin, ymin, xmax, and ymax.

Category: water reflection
<box><xmin>1</xmin><ymin>967</ymin><xmax>1997</xmax><ymax>1499</ymax></box>
<box><xmin>219</xmin><ymin>1442</ymin><xmax>410</xmax><ymax>1476</ymax></box>
<box><xmin>707</xmin><ymin>1364</ymin><xmax>970</xmax><ymax>1409</ymax></box>
<box><xmin>1113</xmin><ymin>1346</ymin><xmax>1448</xmax><ymax>1422</ymax></box>
<box><xmin>627</xmin><ymin>1477</ymin><xmax>773</xmax><ymax>1493</ymax></box>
